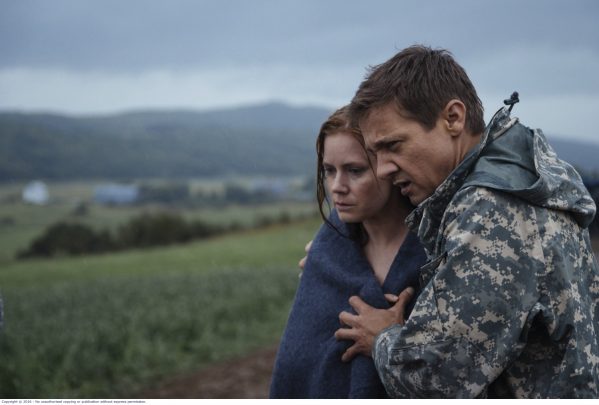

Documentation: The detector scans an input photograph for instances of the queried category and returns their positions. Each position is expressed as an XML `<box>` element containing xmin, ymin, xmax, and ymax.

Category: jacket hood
<box><xmin>407</xmin><ymin>106</ymin><xmax>596</xmax><ymax>256</ymax></box>
<box><xmin>464</xmin><ymin>108</ymin><xmax>596</xmax><ymax>228</ymax></box>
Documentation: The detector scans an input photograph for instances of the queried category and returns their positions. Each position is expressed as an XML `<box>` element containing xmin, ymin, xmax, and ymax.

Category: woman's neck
<box><xmin>362</xmin><ymin>200</ymin><xmax>409</xmax><ymax>247</ymax></box>
<box><xmin>361</xmin><ymin>199</ymin><xmax>411</xmax><ymax>285</ymax></box>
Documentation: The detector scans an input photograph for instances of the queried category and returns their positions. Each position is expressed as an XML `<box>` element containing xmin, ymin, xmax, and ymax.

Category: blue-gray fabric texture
<box><xmin>373</xmin><ymin>107</ymin><xmax>599</xmax><ymax>398</ymax></box>
<box><xmin>269</xmin><ymin>210</ymin><xmax>427</xmax><ymax>398</ymax></box>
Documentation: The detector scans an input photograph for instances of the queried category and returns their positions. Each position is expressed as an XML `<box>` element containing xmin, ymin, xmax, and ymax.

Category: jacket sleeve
<box><xmin>372</xmin><ymin>187</ymin><xmax>543</xmax><ymax>398</ymax></box>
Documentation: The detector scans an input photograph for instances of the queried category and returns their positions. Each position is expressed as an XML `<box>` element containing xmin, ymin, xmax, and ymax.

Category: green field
<box><xmin>0</xmin><ymin>181</ymin><xmax>322</xmax><ymax>398</ymax></box>
<box><xmin>0</xmin><ymin>220</ymin><xmax>321</xmax><ymax>398</ymax></box>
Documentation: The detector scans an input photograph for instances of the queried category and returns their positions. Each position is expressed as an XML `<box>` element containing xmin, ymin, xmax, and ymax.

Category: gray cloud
<box><xmin>2</xmin><ymin>0</ymin><xmax>597</xmax><ymax>71</ymax></box>
<box><xmin>1</xmin><ymin>0</ymin><xmax>598</xmax><ymax>142</ymax></box>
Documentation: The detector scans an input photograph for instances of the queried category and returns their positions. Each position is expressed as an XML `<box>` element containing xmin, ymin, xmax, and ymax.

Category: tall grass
<box><xmin>0</xmin><ymin>220</ymin><xmax>320</xmax><ymax>398</ymax></box>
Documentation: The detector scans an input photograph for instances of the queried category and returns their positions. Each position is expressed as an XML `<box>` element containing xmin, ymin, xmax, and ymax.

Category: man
<box><xmin>334</xmin><ymin>45</ymin><xmax>599</xmax><ymax>398</ymax></box>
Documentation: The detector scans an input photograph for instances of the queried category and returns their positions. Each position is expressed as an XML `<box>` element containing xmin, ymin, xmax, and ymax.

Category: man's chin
<box><xmin>408</xmin><ymin>193</ymin><xmax>425</xmax><ymax>206</ymax></box>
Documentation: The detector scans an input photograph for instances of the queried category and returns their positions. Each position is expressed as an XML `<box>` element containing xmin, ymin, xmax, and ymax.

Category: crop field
<box><xmin>0</xmin><ymin>181</ymin><xmax>322</xmax><ymax>398</ymax></box>
<box><xmin>0</xmin><ymin>220</ymin><xmax>321</xmax><ymax>398</ymax></box>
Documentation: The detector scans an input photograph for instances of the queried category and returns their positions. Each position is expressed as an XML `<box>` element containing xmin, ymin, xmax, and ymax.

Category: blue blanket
<box><xmin>270</xmin><ymin>210</ymin><xmax>427</xmax><ymax>398</ymax></box>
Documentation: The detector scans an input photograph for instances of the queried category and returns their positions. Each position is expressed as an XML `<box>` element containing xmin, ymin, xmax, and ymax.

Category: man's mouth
<box><xmin>394</xmin><ymin>180</ymin><xmax>411</xmax><ymax>195</ymax></box>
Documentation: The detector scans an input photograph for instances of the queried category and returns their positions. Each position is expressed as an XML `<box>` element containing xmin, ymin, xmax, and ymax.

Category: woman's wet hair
<box><xmin>315</xmin><ymin>106</ymin><xmax>370</xmax><ymax>244</ymax></box>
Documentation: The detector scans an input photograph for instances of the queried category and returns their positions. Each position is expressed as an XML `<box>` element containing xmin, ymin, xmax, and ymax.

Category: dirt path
<box><xmin>138</xmin><ymin>346</ymin><xmax>279</xmax><ymax>399</ymax></box>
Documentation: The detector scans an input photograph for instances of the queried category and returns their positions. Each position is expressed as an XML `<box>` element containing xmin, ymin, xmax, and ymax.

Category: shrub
<box><xmin>16</xmin><ymin>208</ymin><xmax>309</xmax><ymax>260</ymax></box>
<box><xmin>116</xmin><ymin>212</ymin><xmax>192</xmax><ymax>248</ymax></box>
<box><xmin>17</xmin><ymin>222</ymin><xmax>115</xmax><ymax>258</ymax></box>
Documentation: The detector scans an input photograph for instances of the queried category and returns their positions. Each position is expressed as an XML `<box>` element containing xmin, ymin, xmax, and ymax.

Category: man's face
<box><xmin>361</xmin><ymin>103</ymin><xmax>460</xmax><ymax>206</ymax></box>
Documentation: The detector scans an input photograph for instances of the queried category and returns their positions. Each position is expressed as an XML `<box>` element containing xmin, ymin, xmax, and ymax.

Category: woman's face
<box><xmin>323</xmin><ymin>131</ymin><xmax>395</xmax><ymax>223</ymax></box>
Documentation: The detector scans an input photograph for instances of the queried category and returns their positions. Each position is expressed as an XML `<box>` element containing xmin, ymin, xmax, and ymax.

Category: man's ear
<box><xmin>443</xmin><ymin>99</ymin><xmax>466</xmax><ymax>136</ymax></box>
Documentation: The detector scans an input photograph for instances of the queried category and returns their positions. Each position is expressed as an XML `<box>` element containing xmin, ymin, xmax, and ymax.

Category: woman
<box><xmin>269</xmin><ymin>106</ymin><xmax>426</xmax><ymax>398</ymax></box>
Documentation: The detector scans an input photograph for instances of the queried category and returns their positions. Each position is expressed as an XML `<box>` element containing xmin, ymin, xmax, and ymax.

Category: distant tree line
<box><xmin>14</xmin><ymin>176</ymin><xmax>599</xmax><ymax>259</ymax></box>
<box><xmin>16</xmin><ymin>210</ymin><xmax>314</xmax><ymax>259</ymax></box>
<box><xmin>94</xmin><ymin>180</ymin><xmax>315</xmax><ymax>207</ymax></box>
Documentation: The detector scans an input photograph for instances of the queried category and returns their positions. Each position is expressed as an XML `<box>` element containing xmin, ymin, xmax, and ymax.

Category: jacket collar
<box><xmin>406</xmin><ymin>107</ymin><xmax>518</xmax><ymax>256</ymax></box>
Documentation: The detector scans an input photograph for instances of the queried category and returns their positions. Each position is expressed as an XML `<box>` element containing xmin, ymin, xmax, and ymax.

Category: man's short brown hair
<box><xmin>349</xmin><ymin>45</ymin><xmax>485</xmax><ymax>134</ymax></box>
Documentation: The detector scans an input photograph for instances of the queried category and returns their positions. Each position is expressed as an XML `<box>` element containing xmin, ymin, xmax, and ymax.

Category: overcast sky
<box><xmin>1</xmin><ymin>0</ymin><xmax>598</xmax><ymax>142</ymax></box>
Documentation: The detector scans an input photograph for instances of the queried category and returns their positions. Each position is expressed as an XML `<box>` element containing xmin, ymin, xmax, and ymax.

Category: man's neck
<box><xmin>457</xmin><ymin>131</ymin><xmax>483</xmax><ymax>164</ymax></box>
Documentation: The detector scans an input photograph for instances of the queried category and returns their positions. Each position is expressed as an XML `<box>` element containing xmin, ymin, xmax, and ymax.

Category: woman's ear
<box><xmin>443</xmin><ymin>99</ymin><xmax>466</xmax><ymax>136</ymax></box>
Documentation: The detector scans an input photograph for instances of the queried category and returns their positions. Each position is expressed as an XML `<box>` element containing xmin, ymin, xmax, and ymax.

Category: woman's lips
<box><xmin>334</xmin><ymin>202</ymin><xmax>353</xmax><ymax>211</ymax></box>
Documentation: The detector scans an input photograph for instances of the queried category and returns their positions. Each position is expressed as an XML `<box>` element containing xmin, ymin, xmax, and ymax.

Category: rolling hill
<box><xmin>0</xmin><ymin>102</ymin><xmax>597</xmax><ymax>181</ymax></box>
<box><xmin>0</xmin><ymin>103</ymin><xmax>332</xmax><ymax>181</ymax></box>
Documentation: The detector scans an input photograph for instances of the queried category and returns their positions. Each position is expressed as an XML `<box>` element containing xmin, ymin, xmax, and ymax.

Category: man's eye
<box><xmin>387</xmin><ymin>141</ymin><xmax>399</xmax><ymax>150</ymax></box>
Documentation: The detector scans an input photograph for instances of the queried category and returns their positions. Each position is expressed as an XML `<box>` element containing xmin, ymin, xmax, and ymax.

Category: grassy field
<box><xmin>0</xmin><ymin>180</ymin><xmax>322</xmax><ymax>398</ymax></box>
<box><xmin>0</xmin><ymin>219</ymin><xmax>321</xmax><ymax>398</ymax></box>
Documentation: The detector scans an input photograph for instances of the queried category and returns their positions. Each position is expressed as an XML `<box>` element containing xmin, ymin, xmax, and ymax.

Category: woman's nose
<box><xmin>331</xmin><ymin>173</ymin><xmax>348</xmax><ymax>194</ymax></box>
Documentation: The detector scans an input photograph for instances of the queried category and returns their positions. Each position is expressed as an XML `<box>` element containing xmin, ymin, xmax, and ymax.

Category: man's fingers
<box><xmin>384</xmin><ymin>293</ymin><xmax>399</xmax><ymax>304</ymax></box>
<box><xmin>298</xmin><ymin>240</ymin><xmax>313</xmax><ymax>271</ymax></box>
<box><xmin>348</xmin><ymin>295</ymin><xmax>370</xmax><ymax>314</ymax></box>
<box><xmin>398</xmin><ymin>286</ymin><xmax>415</xmax><ymax>301</ymax></box>
<box><xmin>391</xmin><ymin>286</ymin><xmax>416</xmax><ymax>324</ymax></box>
<box><xmin>341</xmin><ymin>345</ymin><xmax>360</xmax><ymax>363</ymax></box>
<box><xmin>334</xmin><ymin>326</ymin><xmax>356</xmax><ymax>341</ymax></box>
<box><xmin>395</xmin><ymin>286</ymin><xmax>415</xmax><ymax>308</ymax></box>
<box><xmin>339</xmin><ymin>310</ymin><xmax>358</xmax><ymax>327</ymax></box>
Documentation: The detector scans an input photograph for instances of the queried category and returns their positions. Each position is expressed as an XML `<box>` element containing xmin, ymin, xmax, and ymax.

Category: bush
<box><xmin>189</xmin><ymin>219</ymin><xmax>221</xmax><ymax>239</ymax></box>
<box><xmin>16</xmin><ymin>207</ymin><xmax>309</xmax><ymax>260</ymax></box>
<box><xmin>17</xmin><ymin>222</ymin><xmax>115</xmax><ymax>258</ymax></box>
<box><xmin>117</xmin><ymin>212</ymin><xmax>224</xmax><ymax>248</ymax></box>
<box><xmin>16</xmin><ymin>212</ymin><xmax>229</xmax><ymax>260</ymax></box>
<box><xmin>116</xmin><ymin>212</ymin><xmax>192</xmax><ymax>248</ymax></box>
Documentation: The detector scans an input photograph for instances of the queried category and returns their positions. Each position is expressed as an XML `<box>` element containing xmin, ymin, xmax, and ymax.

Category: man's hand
<box><xmin>334</xmin><ymin>286</ymin><xmax>415</xmax><ymax>362</ymax></box>
<box><xmin>298</xmin><ymin>240</ymin><xmax>312</xmax><ymax>276</ymax></box>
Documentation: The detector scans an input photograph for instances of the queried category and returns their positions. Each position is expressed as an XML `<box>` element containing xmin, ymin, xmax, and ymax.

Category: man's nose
<box><xmin>376</xmin><ymin>157</ymin><xmax>397</xmax><ymax>180</ymax></box>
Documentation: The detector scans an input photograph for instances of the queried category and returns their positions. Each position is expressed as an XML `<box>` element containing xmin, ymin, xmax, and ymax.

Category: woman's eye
<box><xmin>323</xmin><ymin>167</ymin><xmax>335</xmax><ymax>177</ymax></box>
<box><xmin>349</xmin><ymin>167</ymin><xmax>366</xmax><ymax>175</ymax></box>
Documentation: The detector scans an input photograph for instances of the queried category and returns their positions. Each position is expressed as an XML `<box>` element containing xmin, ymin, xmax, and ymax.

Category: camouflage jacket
<box><xmin>372</xmin><ymin>107</ymin><xmax>599</xmax><ymax>398</ymax></box>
